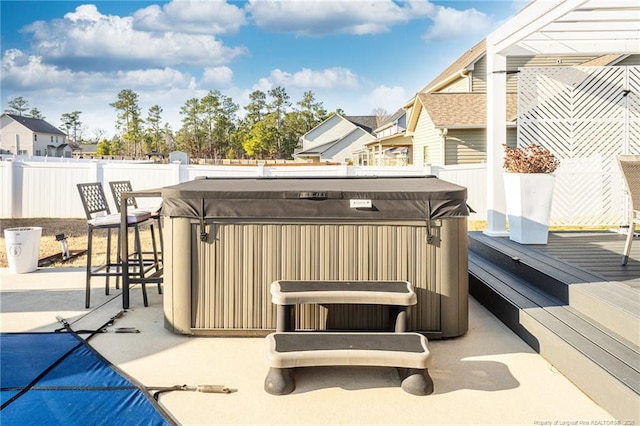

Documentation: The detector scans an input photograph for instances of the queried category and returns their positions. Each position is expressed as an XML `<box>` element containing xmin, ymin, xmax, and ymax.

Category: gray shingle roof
<box><xmin>344</xmin><ymin>116</ymin><xmax>377</xmax><ymax>134</ymax></box>
<box><xmin>295</xmin><ymin>139</ymin><xmax>342</xmax><ymax>156</ymax></box>
<box><xmin>376</xmin><ymin>108</ymin><xmax>405</xmax><ymax>129</ymax></box>
<box><xmin>5</xmin><ymin>114</ymin><xmax>66</xmax><ymax>136</ymax></box>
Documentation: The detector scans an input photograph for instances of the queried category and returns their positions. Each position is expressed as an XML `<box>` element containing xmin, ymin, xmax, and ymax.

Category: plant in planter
<box><xmin>503</xmin><ymin>144</ymin><xmax>560</xmax><ymax>244</ymax></box>
<box><xmin>503</xmin><ymin>144</ymin><xmax>560</xmax><ymax>174</ymax></box>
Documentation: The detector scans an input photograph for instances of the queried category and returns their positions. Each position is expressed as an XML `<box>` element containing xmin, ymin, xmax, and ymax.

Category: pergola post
<box><xmin>484</xmin><ymin>48</ymin><xmax>508</xmax><ymax>236</ymax></box>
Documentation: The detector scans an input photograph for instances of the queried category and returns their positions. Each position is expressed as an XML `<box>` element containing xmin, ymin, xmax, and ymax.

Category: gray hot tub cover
<box><xmin>160</xmin><ymin>176</ymin><xmax>469</xmax><ymax>220</ymax></box>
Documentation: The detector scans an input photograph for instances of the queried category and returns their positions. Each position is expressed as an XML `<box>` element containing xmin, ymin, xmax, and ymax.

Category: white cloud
<box><xmin>23</xmin><ymin>4</ymin><xmax>247</xmax><ymax>69</ymax></box>
<box><xmin>252</xmin><ymin>77</ymin><xmax>274</xmax><ymax>93</ymax></box>
<box><xmin>1</xmin><ymin>49</ymin><xmax>87</xmax><ymax>91</ymax></box>
<box><xmin>2</xmin><ymin>49</ymin><xmax>195</xmax><ymax>92</ymax></box>
<box><xmin>64</xmin><ymin>4</ymin><xmax>103</xmax><ymax>22</ymax></box>
<box><xmin>133</xmin><ymin>0</ymin><xmax>247</xmax><ymax>35</ymax></box>
<box><xmin>246</xmin><ymin>0</ymin><xmax>435</xmax><ymax>36</ymax></box>
<box><xmin>1</xmin><ymin>48</ymin><xmax>204</xmax><ymax>136</ymax></box>
<box><xmin>267</xmin><ymin>67</ymin><xmax>359</xmax><ymax>89</ymax></box>
<box><xmin>423</xmin><ymin>6</ymin><xmax>493</xmax><ymax>41</ymax></box>
<box><xmin>116</xmin><ymin>68</ymin><xmax>196</xmax><ymax>89</ymax></box>
<box><xmin>245</xmin><ymin>0</ymin><xmax>494</xmax><ymax>44</ymax></box>
<box><xmin>202</xmin><ymin>66</ymin><xmax>234</xmax><ymax>87</ymax></box>
<box><xmin>363</xmin><ymin>85</ymin><xmax>407</xmax><ymax>113</ymax></box>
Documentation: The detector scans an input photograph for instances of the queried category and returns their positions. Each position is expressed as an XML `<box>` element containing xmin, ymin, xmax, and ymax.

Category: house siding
<box><xmin>438</xmin><ymin>77</ymin><xmax>470</xmax><ymax>93</ymax></box>
<box><xmin>445</xmin><ymin>128</ymin><xmax>516</xmax><ymax>165</ymax></box>
<box><xmin>376</xmin><ymin>125</ymin><xmax>399</xmax><ymax>138</ymax></box>
<box><xmin>297</xmin><ymin>114</ymin><xmax>376</xmax><ymax>163</ymax></box>
<box><xmin>412</xmin><ymin>112</ymin><xmax>442</xmax><ymax>166</ymax></box>
<box><xmin>444</xmin><ymin>129</ymin><xmax>486</xmax><ymax>165</ymax></box>
<box><xmin>470</xmin><ymin>57</ymin><xmax>488</xmax><ymax>93</ymax></box>
<box><xmin>34</xmin><ymin>133</ymin><xmax>50</xmax><ymax>155</ymax></box>
<box><xmin>506</xmin><ymin>127</ymin><xmax>516</xmax><ymax>148</ymax></box>
<box><xmin>375</xmin><ymin>113</ymin><xmax>407</xmax><ymax>138</ymax></box>
<box><xmin>472</xmin><ymin>55</ymin><xmax>599</xmax><ymax>92</ymax></box>
<box><xmin>325</xmin><ymin>130</ymin><xmax>373</xmax><ymax>163</ymax></box>
<box><xmin>1</xmin><ymin>115</ymin><xmax>68</xmax><ymax>156</ymax></box>
<box><xmin>1</xmin><ymin>118</ymin><xmax>32</xmax><ymax>155</ymax></box>
<box><xmin>302</xmin><ymin>115</ymin><xmax>356</xmax><ymax>150</ymax></box>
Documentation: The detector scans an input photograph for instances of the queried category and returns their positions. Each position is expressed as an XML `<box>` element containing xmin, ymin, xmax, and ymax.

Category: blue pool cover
<box><xmin>1</xmin><ymin>332</ymin><xmax>174</xmax><ymax>425</ymax></box>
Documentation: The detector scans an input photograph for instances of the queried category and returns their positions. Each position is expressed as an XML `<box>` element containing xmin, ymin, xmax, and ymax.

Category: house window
<box><xmin>51</xmin><ymin>136</ymin><xmax>54</xmax><ymax>142</ymax></box>
<box><xmin>423</xmin><ymin>146</ymin><xmax>429</xmax><ymax>164</ymax></box>
<box><xmin>35</xmin><ymin>150</ymin><xmax>41</xmax><ymax>156</ymax></box>
<box><xmin>34</xmin><ymin>134</ymin><xmax>37</xmax><ymax>141</ymax></box>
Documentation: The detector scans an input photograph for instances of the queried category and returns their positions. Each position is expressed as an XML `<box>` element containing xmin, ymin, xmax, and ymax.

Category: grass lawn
<box><xmin>0</xmin><ymin>218</ymin><xmax>610</xmax><ymax>269</ymax></box>
<box><xmin>0</xmin><ymin>218</ymin><xmax>156</xmax><ymax>268</ymax></box>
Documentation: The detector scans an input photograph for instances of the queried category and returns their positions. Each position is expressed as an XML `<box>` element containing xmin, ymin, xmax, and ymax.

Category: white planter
<box><xmin>4</xmin><ymin>227</ymin><xmax>42</xmax><ymax>273</ymax></box>
<box><xmin>504</xmin><ymin>173</ymin><xmax>555</xmax><ymax>244</ymax></box>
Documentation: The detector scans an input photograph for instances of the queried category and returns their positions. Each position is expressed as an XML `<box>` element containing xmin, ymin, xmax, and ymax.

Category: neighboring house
<box><xmin>294</xmin><ymin>114</ymin><xmax>377</xmax><ymax>164</ymax></box>
<box><xmin>0</xmin><ymin>113</ymin><xmax>69</xmax><ymax>157</ymax></box>
<box><xmin>76</xmin><ymin>143</ymin><xmax>99</xmax><ymax>157</ymax></box>
<box><xmin>407</xmin><ymin>92</ymin><xmax>517</xmax><ymax>166</ymax></box>
<box><xmin>361</xmin><ymin>109</ymin><xmax>413</xmax><ymax>166</ymax></box>
<box><xmin>404</xmin><ymin>39</ymin><xmax>640</xmax><ymax>167</ymax></box>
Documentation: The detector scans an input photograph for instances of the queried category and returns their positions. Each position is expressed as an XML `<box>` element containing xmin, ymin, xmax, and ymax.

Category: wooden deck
<box><xmin>536</xmin><ymin>232</ymin><xmax>639</xmax><ymax>289</ymax></box>
<box><xmin>467</xmin><ymin>230</ymin><xmax>639</xmax><ymax>421</ymax></box>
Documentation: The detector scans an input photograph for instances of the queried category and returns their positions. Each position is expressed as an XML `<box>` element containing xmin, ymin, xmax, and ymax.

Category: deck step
<box><xmin>468</xmin><ymin>232</ymin><xmax>640</xmax><ymax>345</ymax></box>
<box><xmin>468</xmin><ymin>251</ymin><xmax>640</xmax><ymax>421</ymax></box>
<box><xmin>569</xmin><ymin>281</ymin><xmax>640</xmax><ymax>347</ymax></box>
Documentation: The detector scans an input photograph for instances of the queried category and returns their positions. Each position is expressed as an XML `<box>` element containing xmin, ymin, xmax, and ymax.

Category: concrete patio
<box><xmin>0</xmin><ymin>266</ymin><xmax>617</xmax><ymax>425</ymax></box>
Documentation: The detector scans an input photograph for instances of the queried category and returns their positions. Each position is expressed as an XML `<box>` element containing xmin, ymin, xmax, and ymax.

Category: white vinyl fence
<box><xmin>0</xmin><ymin>157</ymin><xmax>488</xmax><ymax>221</ymax></box>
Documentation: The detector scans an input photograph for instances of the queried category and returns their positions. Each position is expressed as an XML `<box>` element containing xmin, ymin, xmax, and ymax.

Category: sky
<box><xmin>1</xmin><ymin>0</ymin><xmax>528</xmax><ymax>140</ymax></box>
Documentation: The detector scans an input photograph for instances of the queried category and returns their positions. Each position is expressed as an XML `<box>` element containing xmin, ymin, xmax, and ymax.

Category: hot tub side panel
<box><xmin>164</xmin><ymin>218</ymin><xmax>468</xmax><ymax>338</ymax></box>
<box><xmin>440</xmin><ymin>217</ymin><xmax>469</xmax><ymax>337</ymax></box>
<box><xmin>163</xmin><ymin>217</ymin><xmax>193</xmax><ymax>334</ymax></box>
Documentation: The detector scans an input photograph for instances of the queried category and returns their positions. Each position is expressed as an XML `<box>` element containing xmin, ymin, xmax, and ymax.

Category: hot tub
<box><xmin>161</xmin><ymin>175</ymin><xmax>469</xmax><ymax>338</ymax></box>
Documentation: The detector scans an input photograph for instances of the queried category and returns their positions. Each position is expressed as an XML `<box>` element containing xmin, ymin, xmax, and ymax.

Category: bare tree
<box><xmin>371</xmin><ymin>107</ymin><xmax>390</xmax><ymax>127</ymax></box>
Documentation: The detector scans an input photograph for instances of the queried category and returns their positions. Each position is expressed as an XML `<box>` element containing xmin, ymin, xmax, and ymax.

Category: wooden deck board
<box><xmin>469</xmin><ymin>230</ymin><xmax>640</xmax><ymax>343</ymax></box>
<box><xmin>539</xmin><ymin>232</ymin><xmax>640</xmax><ymax>289</ymax></box>
<box><xmin>472</xmin><ymin>231</ymin><xmax>640</xmax><ymax>288</ymax></box>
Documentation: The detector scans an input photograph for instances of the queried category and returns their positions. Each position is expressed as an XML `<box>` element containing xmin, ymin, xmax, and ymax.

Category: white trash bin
<box><xmin>4</xmin><ymin>227</ymin><xmax>42</xmax><ymax>274</ymax></box>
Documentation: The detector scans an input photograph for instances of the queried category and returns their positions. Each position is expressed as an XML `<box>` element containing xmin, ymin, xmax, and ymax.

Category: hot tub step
<box><xmin>264</xmin><ymin>332</ymin><xmax>432</xmax><ymax>396</ymax></box>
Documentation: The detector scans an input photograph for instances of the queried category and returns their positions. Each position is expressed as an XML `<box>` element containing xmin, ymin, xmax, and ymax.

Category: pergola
<box><xmin>484</xmin><ymin>0</ymin><xmax>640</xmax><ymax>235</ymax></box>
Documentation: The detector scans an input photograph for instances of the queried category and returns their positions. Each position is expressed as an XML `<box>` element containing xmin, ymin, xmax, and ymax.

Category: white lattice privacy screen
<box><xmin>518</xmin><ymin>66</ymin><xmax>640</xmax><ymax>227</ymax></box>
